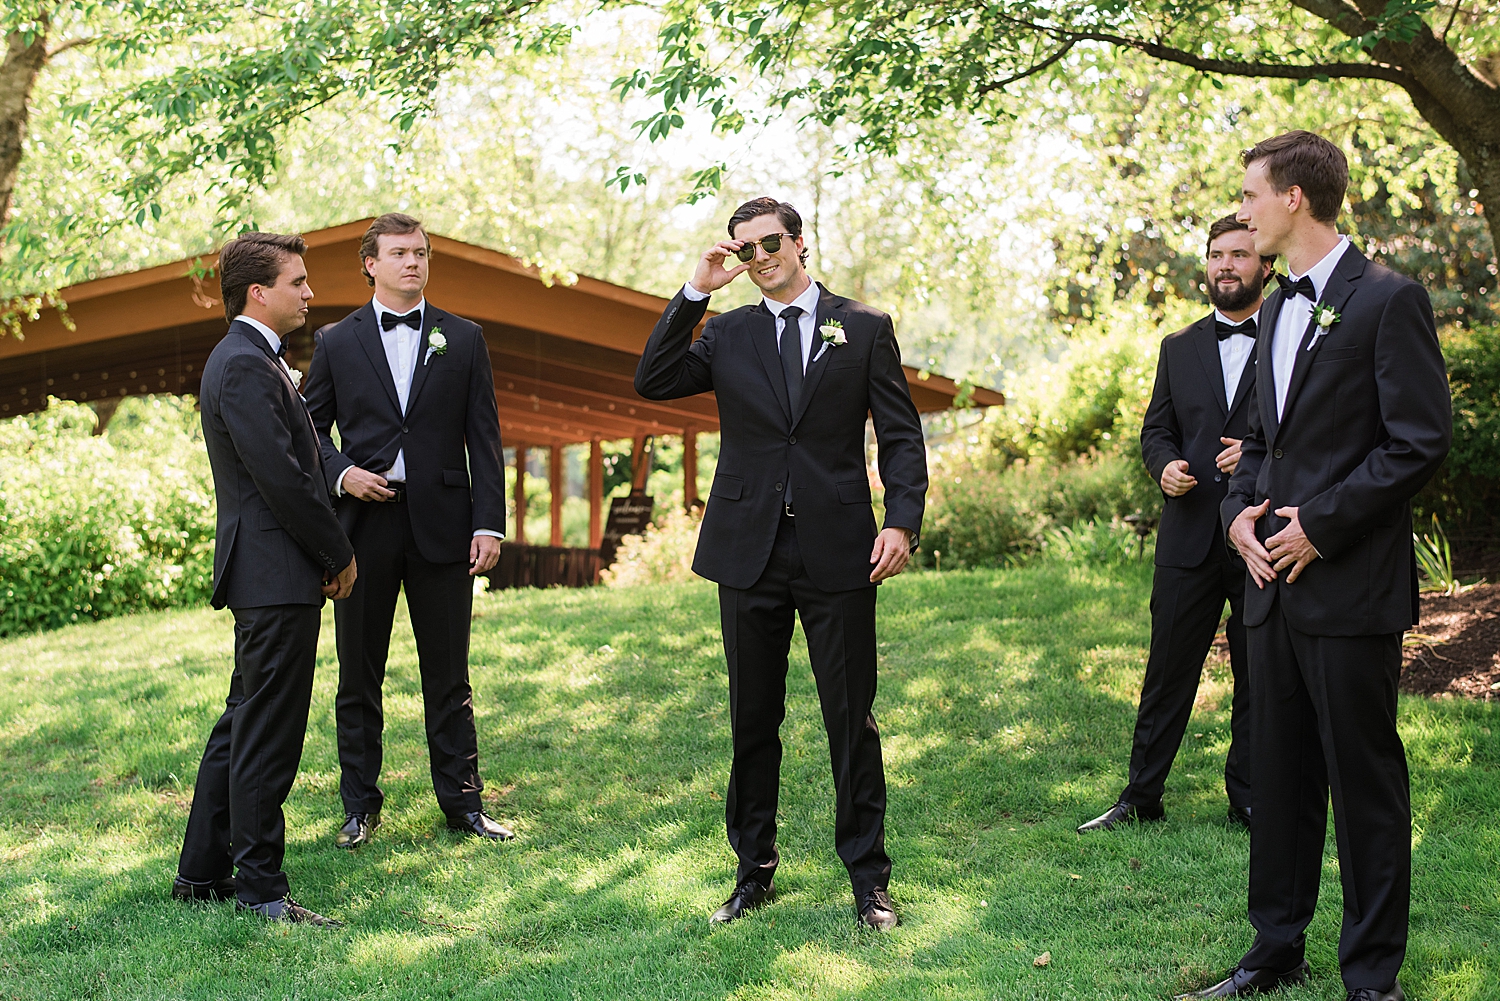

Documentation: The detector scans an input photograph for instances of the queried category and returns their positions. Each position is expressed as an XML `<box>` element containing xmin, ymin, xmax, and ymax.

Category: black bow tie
<box><xmin>381</xmin><ymin>309</ymin><xmax>423</xmax><ymax>331</ymax></box>
<box><xmin>1215</xmin><ymin>318</ymin><xmax>1256</xmax><ymax>341</ymax></box>
<box><xmin>1277</xmin><ymin>274</ymin><xmax>1317</xmax><ymax>301</ymax></box>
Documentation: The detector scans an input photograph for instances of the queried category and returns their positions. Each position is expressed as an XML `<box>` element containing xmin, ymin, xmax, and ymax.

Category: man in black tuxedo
<box><xmin>1078</xmin><ymin>216</ymin><xmax>1272</xmax><ymax>835</ymax></box>
<box><xmin>302</xmin><ymin>213</ymin><xmax>511</xmax><ymax>848</ymax></box>
<box><xmin>635</xmin><ymin>197</ymin><xmax>928</xmax><ymax>930</ymax></box>
<box><xmin>1180</xmin><ymin>132</ymin><xmax>1450</xmax><ymax>1001</ymax></box>
<box><xmin>175</xmin><ymin>233</ymin><xmax>357</xmax><ymax>926</ymax></box>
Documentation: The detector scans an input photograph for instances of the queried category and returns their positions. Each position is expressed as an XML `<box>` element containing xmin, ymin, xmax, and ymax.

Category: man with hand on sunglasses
<box><xmin>636</xmin><ymin>197</ymin><xmax>928</xmax><ymax>931</ymax></box>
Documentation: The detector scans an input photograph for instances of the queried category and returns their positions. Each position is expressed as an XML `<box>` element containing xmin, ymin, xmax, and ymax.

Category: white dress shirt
<box><xmin>1270</xmin><ymin>237</ymin><xmax>1350</xmax><ymax>420</ymax></box>
<box><xmin>682</xmin><ymin>277</ymin><xmax>823</xmax><ymax>371</ymax></box>
<box><xmin>233</xmin><ymin>314</ymin><xmax>299</xmax><ymax>386</ymax></box>
<box><xmin>1212</xmin><ymin>310</ymin><xmax>1257</xmax><ymax>408</ymax></box>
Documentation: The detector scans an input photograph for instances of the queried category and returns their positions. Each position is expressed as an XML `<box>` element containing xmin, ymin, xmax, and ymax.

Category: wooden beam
<box><xmin>549</xmin><ymin>443</ymin><xmax>565</xmax><ymax>547</ymax></box>
<box><xmin>630</xmin><ymin>435</ymin><xmax>652</xmax><ymax>492</ymax></box>
<box><xmin>683</xmin><ymin>425</ymin><xmax>698</xmax><ymax>512</ymax></box>
<box><xmin>589</xmin><ymin>438</ymin><xmax>603</xmax><ymax>550</ymax></box>
<box><xmin>512</xmin><ymin>443</ymin><xmax>527</xmax><ymax>545</ymax></box>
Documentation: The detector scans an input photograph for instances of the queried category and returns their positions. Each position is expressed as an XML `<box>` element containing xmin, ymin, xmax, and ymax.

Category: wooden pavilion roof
<box><xmin>0</xmin><ymin>219</ymin><xmax>1003</xmax><ymax>444</ymax></box>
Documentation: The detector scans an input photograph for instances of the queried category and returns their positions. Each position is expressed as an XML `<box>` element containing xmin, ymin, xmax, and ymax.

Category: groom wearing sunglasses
<box><xmin>636</xmin><ymin>197</ymin><xmax>928</xmax><ymax>930</ymax></box>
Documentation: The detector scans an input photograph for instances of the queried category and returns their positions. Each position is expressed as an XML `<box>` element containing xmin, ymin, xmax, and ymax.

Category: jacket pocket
<box><xmin>443</xmin><ymin>468</ymin><xmax>470</xmax><ymax>488</ymax></box>
<box><xmin>1314</xmin><ymin>345</ymin><xmax>1360</xmax><ymax>363</ymax></box>
<box><xmin>837</xmin><ymin>479</ymin><xmax>871</xmax><ymax>504</ymax></box>
<box><xmin>710</xmin><ymin>474</ymin><xmax>743</xmax><ymax>500</ymax></box>
<box><xmin>258</xmin><ymin>510</ymin><xmax>282</xmax><ymax>531</ymax></box>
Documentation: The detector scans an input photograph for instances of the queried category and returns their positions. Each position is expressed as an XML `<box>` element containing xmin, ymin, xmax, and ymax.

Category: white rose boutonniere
<box><xmin>1307</xmin><ymin>302</ymin><xmax>1341</xmax><ymax>351</ymax></box>
<box><xmin>286</xmin><ymin>367</ymin><xmax>303</xmax><ymax>390</ymax></box>
<box><xmin>819</xmin><ymin>318</ymin><xmax>847</xmax><ymax>347</ymax></box>
<box><xmin>425</xmin><ymin>326</ymin><xmax>447</xmax><ymax>365</ymax></box>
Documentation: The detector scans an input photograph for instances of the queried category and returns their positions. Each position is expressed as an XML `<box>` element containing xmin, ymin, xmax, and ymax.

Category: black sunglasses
<box><xmin>734</xmin><ymin>233</ymin><xmax>795</xmax><ymax>262</ymax></box>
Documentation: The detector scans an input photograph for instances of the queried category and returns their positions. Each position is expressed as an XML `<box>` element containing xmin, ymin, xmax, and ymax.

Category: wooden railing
<box><xmin>485</xmin><ymin>543</ymin><xmax>603</xmax><ymax>589</ymax></box>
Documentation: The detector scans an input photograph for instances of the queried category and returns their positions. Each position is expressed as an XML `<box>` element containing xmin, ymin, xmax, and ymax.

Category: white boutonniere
<box><xmin>819</xmin><ymin>318</ymin><xmax>846</xmax><ymax>347</ymax></box>
<box><xmin>424</xmin><ymin>326</ymin><xmax>447</xmax><ymax>365</ymax></box>
<box><xmin>286</xmin><ymin>366</ymin><xmax>303</xmax><ymax>390</ymax></box>
<box><xmin>1307</xmin><ymin>302</ymin><xmax>1341</xmax><ymax>350</ymax></box>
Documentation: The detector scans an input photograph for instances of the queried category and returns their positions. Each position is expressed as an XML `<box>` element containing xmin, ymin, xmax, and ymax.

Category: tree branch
<box><xmin>974</xmin><ymin>39</ymin><xmax>1077</xmax><ymax>97</ymax></box>
<box><xmin>45</xmin><ymin>34</ymin><xmax>95</xmax><ymax>60</ymax></box>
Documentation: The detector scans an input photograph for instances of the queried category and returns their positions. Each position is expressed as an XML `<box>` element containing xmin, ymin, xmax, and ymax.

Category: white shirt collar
<box><xmin>1213</xmin><ymin>309</ymin><xmax>1259</xmax><ymax>328</ymax></box>
<box><xmin>1289</xmin><ymin>236</ymin><xmax>1350</xmax><ymax>300</ymax></box>
<box><xmin>234</xmin><ymin>314</ymin><xmax>283</xmax><ymax>356</ymax></box>
<box><xmin>762</xmin><ymin>278</ymin><xmax>820</xmax><ymax>318</ymax></box>
<box><xmin>372</xmin><ymin>295</ymin><xmax>426</xmax><ymax>325</ymax></box>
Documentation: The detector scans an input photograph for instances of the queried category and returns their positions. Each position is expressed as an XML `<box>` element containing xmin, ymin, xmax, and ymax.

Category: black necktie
<box><xmin>778</xmin><ymin>305</ymin><xmax>805</xmax><ymax>413</ymax></box>
<box><xmin>1277</xmin><ymin>274</ymin><xmax>1316</xmax><ymax>301</ymax></box>
<box><xmin>1215</xmin><ymin>318</ymin><xmax>1256</xmax><ymax>341</ymax></box>
<box><xmin>381</xmin><ymin>309</ymin><xmax>422</xmax><ymax>331</ymax></box>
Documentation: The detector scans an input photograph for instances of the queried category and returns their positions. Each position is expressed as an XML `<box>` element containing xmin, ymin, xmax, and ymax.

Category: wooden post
<box><xmin>682</xmin><ymin>425</ymin><xmax>698</xmax><ymax>512</ymax></box>
<box><xmin>630</xmin><ymin>434</ymin><xmax>652</xmax><ymax>492</ymax></box>
<box><xmin>589</xmin><ymin>437</ymin><xmax>603</xmax><ymax>550</ymax></box>
<box><xmin>512</xmin><ymin>443</ymin><xmax>527</xmax><ymax>545</ymax></box>
<box><xmin>549</xmin><ymin>443</ymin><xmax>565</xmax><ymax>547</ymax></box>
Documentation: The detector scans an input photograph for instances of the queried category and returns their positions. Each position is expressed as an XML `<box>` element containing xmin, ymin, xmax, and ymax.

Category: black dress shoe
<box><xmin>1077</xmin><ymin>800</ymin><xmax>1164</xmax><ymax>833</ymax></box>
<box><xmin>858</xmin><ymin>887</ymin><xmax>898</xmax><ymax>930</ymax></box>
<box><xmin>335</xmin><ymin>811</ymin><xmax>380</xmax><ymax>850</ymax></box>
<box><xmin>446</xmin><ymin>810</ymin><xmax>515</xmax><ymax>841</ymax></box>
<box><xmin>171</xmin><ymin>875</ymin><xmax>236</xmax><ymax>902</ymax></box>
<box><xmin>1347</xmin><ymin>982</ymin><xmax>1403</xmax><ymax>1001</ymax></box>
<box><xmin>709</xmin><ymin>879</ymin><xmax>773</xmax><ymax>924</ymax></box>
<box><xmin>1174</xmin><ymin>960</ymin><xmax>1309</xmax><ymax>998</ymax></box>
<box><xmin>1227</xmin><ymin>805</ymin><xmax>1252</xmax><ymax>829</ymax></box>
<box><xmin>236</xmin><ymin>896</ymin><xmax>343</xmax><ymax>928</ymax></box>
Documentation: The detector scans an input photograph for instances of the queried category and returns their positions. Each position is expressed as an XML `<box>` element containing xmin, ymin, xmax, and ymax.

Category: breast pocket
<box><xmin>1313</xmin><ymin>345</ymin><xmax>1360</xmax><ymax>364</ymax></box>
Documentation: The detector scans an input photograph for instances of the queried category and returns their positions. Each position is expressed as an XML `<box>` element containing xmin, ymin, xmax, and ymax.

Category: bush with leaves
<box><xmin>599</xmin><ymin>506</ymin><xmax>702</xmax><ymax>589</ymax></box>
<box><xmin>1417</xmin><ymin>324</ymin><xmax>1500</xmax><ymax>549</ymax></box>
<box><xmin>0</xmin><ymin>397</ymin><xmax>214</xmax><ymax>636</ymax></box>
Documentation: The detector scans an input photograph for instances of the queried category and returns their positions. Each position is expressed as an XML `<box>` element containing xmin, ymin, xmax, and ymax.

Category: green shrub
<box><xmin>0</xmin><ymin>397</ymin><xmax>214</xmax><ymax>636</ymax></box>
<box><xmin>1417</xmin><ymin>324</ymin><xmax>1500</xmax><ymax>546</ymax></box>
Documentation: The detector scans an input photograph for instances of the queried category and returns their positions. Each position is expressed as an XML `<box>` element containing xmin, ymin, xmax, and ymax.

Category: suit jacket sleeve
<box><xmin>1297</xmin><ymin>283</ymin><xmax>1451</xmax><ymax>559</ymax></box>
<box><xmin>1222</xmin><ymin>378</ymin><xmax>1266</xmax><ymax>533</ymax></box>
<box><xmin>220</xmin><ymin>354</ymin><xmax>354</xmax><ymax>573</ymax></box>
<box><xmin>634</xmin><ymin>289</ymin><xmax>714</xmax><ymax>400</ymax></box>
<box><xmin>302</xmin><ymin>328</ymin><xmax>355</xmax><ymax>493</ymax></box>
<box><xmin>464</xmin><ymin>324</ymin><xmax>507</xmax><ymax>536</ymax></box>
<box><xmin>869</xmin><ymin>314</ymin><xmax>928</xmax><ymax>540</ymax></box>
<box><xmin>1140</xmin><ymin>343</ymin><xmax>1182</xmax><ymax>485</ymax></box>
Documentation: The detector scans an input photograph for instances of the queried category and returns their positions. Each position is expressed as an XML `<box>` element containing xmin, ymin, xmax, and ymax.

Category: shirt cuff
<box><xmin>472</xmin><ymin>529</ymin><xmax>504</xmax><ymax>540</ymax></box>
<box><xmin>681</xmin><ymin>281</ymin><xmax>711</xmax><ymax>302</ymax></box>
<box><xmin>334</xmin><ymin>465</ymin><xmax>353</xmax><ymax>497</ymax></box>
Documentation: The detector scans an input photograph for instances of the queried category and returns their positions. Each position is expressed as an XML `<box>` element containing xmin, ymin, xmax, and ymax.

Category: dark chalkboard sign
<box><xmin>600</xmin><ymin>493</ymin><xmax>654</xmax><ymax>565</ymax></box>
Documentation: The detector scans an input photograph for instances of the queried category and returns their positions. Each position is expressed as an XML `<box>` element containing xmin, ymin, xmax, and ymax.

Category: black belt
<box><xmin>385</xmin><ymin>484</ymin><xmax>406</xmax><ymax>504</ymax></box>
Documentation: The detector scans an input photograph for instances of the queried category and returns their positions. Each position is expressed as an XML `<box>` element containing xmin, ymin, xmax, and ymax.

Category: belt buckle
<box><xmin>784</xmin><ymin>502</ymin><xmax>794</xmax><ymax>518</ymax></box>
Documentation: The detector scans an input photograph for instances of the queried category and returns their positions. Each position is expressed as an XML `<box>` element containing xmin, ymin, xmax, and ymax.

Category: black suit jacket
<box><xmin>302</xmin><ymin>302</ymin><xmax>507</xmax><ymax>565</ymax></box>
<box><xmin>200</xmin><ymin>321</ymin><xmax>354</xmax><ymax>610</ymax></box>
<box><xmin>1141</xmin><ymin>313</ymin><xmax>1258</xmax><ymax>568</ymax></box>
<box><xmin>635</xmin><ymin>283</ymin><xmax>928</xmax><ymax>592</ymax></box>
<box><xmin>1222</xmin><ymin>247</ymin><xmax>1451</xmax><ymax>635</ymax></box>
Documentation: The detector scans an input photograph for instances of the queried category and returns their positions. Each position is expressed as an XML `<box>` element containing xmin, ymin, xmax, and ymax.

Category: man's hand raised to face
<box><xmin>689</xmin><ymin>241</ymin><xmax>752</xmax><ymax>296</ymax></box>
<box><xmin>870</xmin><ymin>528</ymin><xmax>914</xmax><ymax>583</ymax></box>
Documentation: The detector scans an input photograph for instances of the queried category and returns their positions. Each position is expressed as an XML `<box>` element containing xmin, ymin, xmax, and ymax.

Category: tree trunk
<box><xmin>0</xmin><ymin>24</ymin><xmax>48</xmax><ymax>228</ymax></box>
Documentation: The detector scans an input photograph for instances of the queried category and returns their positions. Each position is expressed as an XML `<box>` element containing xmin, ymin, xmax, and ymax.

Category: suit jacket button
<box><xmin>1273</xmin><ymin>448</ymin><xmax>1283</xmax><ymax>459</ymax></box>
<box><xmin>402</xmin><ymin>426</ymin><xmax>410</xmax><ymax>434</ymax></box>
<box><xmin>775</xmin><ymin>482</ymin><xmax>784</xmax><ymax>492</ymax></box>
<box><xmin>788</xmin><ymin>435</ymin><xmax>796</xmax><ymax>444</ymax></box>
<box><xmin>1214</xmin><ymin>474</ymin><xmax>1222</xmax><ymax>482</ymax></box>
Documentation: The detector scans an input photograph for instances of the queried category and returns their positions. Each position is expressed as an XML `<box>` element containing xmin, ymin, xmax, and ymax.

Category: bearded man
<box><xmin>1079</xmin><ymin>214</ymin><xmax>1273</xmax><ymax>835</ymax></box>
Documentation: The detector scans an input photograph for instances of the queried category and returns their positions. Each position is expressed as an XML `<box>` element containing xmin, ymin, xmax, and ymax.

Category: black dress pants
<box><xmin>1121</xmin><ymin>542</ymin><xmax>1250</xmax><ymax>810</ymax></box>
<box><xmin>178</xmin><ymin>603</ymin><xmax>321</xmax><ymax>905</ymax></box>
<box><xmin>1239</xmin><ymin>592</ymin><xmax>1409</xmax><ymax>992</ymax></box>
<box><xmin>718</xmin><ymin>512</ymin><xmax>891</xmax><ymax>899</ymax></box>
<box><xmin>335</xmin><ymin>499</ymin><xmax>483</xmax><ymax>817</ymax></box>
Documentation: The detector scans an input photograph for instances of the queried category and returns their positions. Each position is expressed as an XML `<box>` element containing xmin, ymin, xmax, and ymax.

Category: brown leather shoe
<box><xmin>858</xmin><ymin>887</ymin><xmax>898</xmax><ymax>930</ymax></box>
<box><xmin>236</xmin><ymin>896</ymin><xmax>343</xmax><ymax>928</ymax></box>
<box><xmin>335</xmin><ymin>812</ymin><xmax>380</xmax><ymax>850</ymax></box>
<box><xmin>171</xmin><ymin>875</ymin><xmax>236</xmax><ymax>902</ymax></box>
<box><xmin>710</xmin><ymin>879</ymin><xmax>773</xmax><ymax>924</ymax></box>
<box><xmin>1174</xmin><ymin>960</ymin><xmax>1309</xmax><ymax>998</ymax></box>
<box><xmin>446</xmin><ymin>810</ymin><xmax>515</xmax><ymax>841</ymax></box>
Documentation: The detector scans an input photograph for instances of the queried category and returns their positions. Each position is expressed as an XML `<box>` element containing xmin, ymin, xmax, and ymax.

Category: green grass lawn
<box><xmin>1</xmin><ymin>565</ymin><xmax>1496</xmax><ymax>1000</ymax></box>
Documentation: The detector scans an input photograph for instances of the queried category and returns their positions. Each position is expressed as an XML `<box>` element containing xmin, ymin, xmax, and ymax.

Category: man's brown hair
<box><xmin>219</xmin><ymin>232</ymin><xmax>307</xmax><ymax>323</ymax></box>
<box><xmin>1241</xmin><ymin>130</ymin><xmax>1349</xmax><ymax>223</ymax></box>
<box><xmin>728</xmin><ymin>196</ymin><xmax>810</xmax><ymax>267</ymax></box>
<box><xmin>359</xmin><ymin>212</ymin><xmax>430</xmax><ymax>286</ymax></box>
<box><xmin>1206</xmin><ymin>214</ymin><xmax>1276</xmax><ymax>266</ymax></box>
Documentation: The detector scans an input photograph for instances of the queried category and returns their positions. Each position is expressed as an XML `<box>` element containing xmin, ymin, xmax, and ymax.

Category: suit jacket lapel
<box><xmin>1257</xmin><ymin>289</ymin><xmax>1287</xmax><ymax>443</ymax></box>
<box><xmin>792</xmin><ymin>285</ymin><xmax>845</xmax><ymax>429</ymax></box>
<box><xmin>1277</xmin><ymin>248</ymin><xmax>1365</xmax><ymax>432</ymax></box>
<box><xmin>353</xmin><ymin>303</ymin><xmax>403</xmax><ymax>416</ymax></box>
<box><xmin>1227</xmin><ymin>349</ymin><xmax>1257</xmax><ymax>420</ymax></box>
<box><xmin>1192</xmin><ymin>315</ymin><xmax>1229</xmax><ymax>416</ymax></box>
<box><xmin>749</xmin><ymin>302</ymin><xmax>792</xmax><ymax>424</ymax></box>
<box><xmin>230</xmin><ymin>321</ymin><xmax>324</xmax><ymax>478</ymax></box>
<box><xmin>404</xmin><ymin>306</ymin><xmax>441</xmax><ymax>416</ymax></box>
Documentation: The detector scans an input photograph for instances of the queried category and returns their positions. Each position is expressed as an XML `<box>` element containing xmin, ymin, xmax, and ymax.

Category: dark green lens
<box><xmin>735</xmin><ymin>245</ymin><xmax>755</xmax><ymax>263</ymax></box>
<box><xmin>762</xmin><ymin>235</ymin><xmax>782</xmax><ymax>254</ymax></box>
